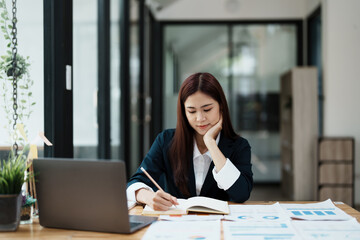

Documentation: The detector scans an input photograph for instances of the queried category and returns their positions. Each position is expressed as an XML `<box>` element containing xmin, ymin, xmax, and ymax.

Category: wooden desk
<box><xmin>2</xmin><ymin>201</ymin><xmax>359</xmax><ymax>239</ymax></box>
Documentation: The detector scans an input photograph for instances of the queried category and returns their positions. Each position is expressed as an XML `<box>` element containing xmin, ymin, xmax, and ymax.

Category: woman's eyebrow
<box><xmin>186</xmin><ymin>103</ymin><xmax>214</xmax><ymax>109</ymax></box>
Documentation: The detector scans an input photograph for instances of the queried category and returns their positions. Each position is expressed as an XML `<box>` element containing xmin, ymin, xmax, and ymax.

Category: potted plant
<box><xmin>20</xmin><ymin>194</ymin><xmax>36</xmax><ymax>224</ymax></box>
<box><xmin>0</xmin><ymin>148</ymin><xmax>30</xmax><ymax>231</ymax></box>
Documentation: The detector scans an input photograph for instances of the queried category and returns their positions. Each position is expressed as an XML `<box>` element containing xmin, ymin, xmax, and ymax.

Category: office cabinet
<box><xmin>317</xmin><ymin>138</ymin><xmax>354</xmax><ymax>206</ymax></box>
<box><xmin>280</xmin><ymin>67</ymin><xmax>318</xmax><ymax>200</ymax></box>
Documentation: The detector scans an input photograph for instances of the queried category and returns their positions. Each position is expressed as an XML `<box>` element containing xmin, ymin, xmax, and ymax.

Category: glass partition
<box><xmin>163</xmin><ymin>23</ymin><xmax>297</xmax><ymax>182</ymax></box>
<box><xmin>110</xmin><ymin>0</ymin><xmax>121</xmax><ymax>159</ymax></box>
<box><xmin>232</xmin><ymin>25</ymin><xmax>297</xmax><ymax>182</ymax></box>
<box><xmin>73</xmin><ymin>0</ymin><xmax>98</xmax><ymax>158</ymax></box>
<box><xmin>163</xmin><ymin>25</ymin><xmax>229</xmax><ymax>129</ymax></box>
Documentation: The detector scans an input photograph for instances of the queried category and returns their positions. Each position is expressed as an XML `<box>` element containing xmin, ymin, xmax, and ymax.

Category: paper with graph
<box><xmin>223</xmin><ymin>202</ymin><xmax>291</xmax><ymax>222</ymax></box>
<box><xmin>280</xmin><ymin>199</ymin><xmax>353</xmax><ymax>221</ymax></box>
<box><xmin>223</xmin><ymin>220</ymin><xmax>301</xmax><ymax>240</ymax></box>
<box><xmin>292</xmin><ymin>218</ymin><xmax>360</xmax><ymax>239</ymax></box>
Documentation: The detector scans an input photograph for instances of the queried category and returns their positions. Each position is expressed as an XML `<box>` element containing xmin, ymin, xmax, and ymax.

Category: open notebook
<box><xmin>142</xmin><ymin>196</ymin><xmax>229</xmax><ymax>215</ymax></box>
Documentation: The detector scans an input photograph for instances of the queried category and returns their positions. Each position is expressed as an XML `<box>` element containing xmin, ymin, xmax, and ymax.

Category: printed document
<box><xmin>159</xmin><ymin>214</ymin><xmax>223</xmax><ymax>221</ymax></box>
<box><xmin>280</xmin><ymin>199</ymin><xmax>353</xmax><ymax>221</ymax></box>
<box><xmin>142</xmin><ymin>220</ymin><xmax>220</xmax><ymax>240</ymax></box>
<box><xmin>223</xmin><ymin>202</ymin><xmax>291</xmax><ymax>222</ymax></box>
<box><xmin>223</xmin><ymin>220</ymin><xmax>301</xmax><ymax>240</ymax></box>
<box><xmin>292</xmin><ymin>218</ymin><xmax>360</xmax><ymax>239</ymax></box>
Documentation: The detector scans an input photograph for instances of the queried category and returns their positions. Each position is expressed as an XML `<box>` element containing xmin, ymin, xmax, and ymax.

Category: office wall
<box><xmin>305</xmin><ymin>0</ymin><xmax>321</xmax><ymax>16</ymax></box>
<box><xmin>154</xmin><ymin>0</ymin><xmax>306</xmax><ymax>20</ymax></box>
<box><xmin>322</xmin><ymin>0</ymin><xmax>360</xmax><ymax>206</ymax></box>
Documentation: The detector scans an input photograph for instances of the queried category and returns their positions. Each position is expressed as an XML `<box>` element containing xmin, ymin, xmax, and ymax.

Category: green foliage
<box><xmin>0</xmin><ymin>0</ymin><xmax>35</xmax><ymax>145</ymax></box>
<box><xmin>0</xmin><ymin>147</ymin><xmax>30</xmax><ymax>194</ymax></box>
<box><xmin>0</xmin><ymin>54</ymin><xmax>30</xmax><ymax>78</ymax></box>
<box><xmin>22</xmin><ymin>195</ymin><xmax>36</xmax><ymax>207</ymax></box>
<box><xmin>0</xmin><ymin>0</ymin><xmax>11</xmax><ymax>47</ymax></box>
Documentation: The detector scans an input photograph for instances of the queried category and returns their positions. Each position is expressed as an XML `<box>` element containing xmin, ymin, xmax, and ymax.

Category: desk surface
<box><xmin>2</xmin><ymin>201</ymin><xmax>360</xmax><ymax>239</ymax></box>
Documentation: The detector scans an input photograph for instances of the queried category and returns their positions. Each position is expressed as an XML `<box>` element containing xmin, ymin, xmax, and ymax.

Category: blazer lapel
<box><xmin>200</xmin><ymin>134</ymin><xmax>234</xmax><ymax>196</ymax></box>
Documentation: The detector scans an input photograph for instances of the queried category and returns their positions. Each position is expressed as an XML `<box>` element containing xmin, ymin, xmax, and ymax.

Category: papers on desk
<box><xmin>224</xmin><ymin>202</ymin><xmax>291</xmax><ymax>222</ymax></box>
<box><xmin>142</xmin><ymin>199</ymin><xmax>360</xmax><ymax>240</ymax></box>
<box><xmin>159</xmin><ymin>214</ymin><xmax>223</xmax><ymax>221</ymax></box>
<box><xmin>223</xmin><ymin>219</ymin><xmax>360</xmax><ymax>240</ymax></box>
<box><xmin>223</xmin><ymin>220</ymin><xmax>301</xmax><ymax>240</ymax></box>
<box><xmin>142</xmin><ymin>220</ymin><xmax>220</xmax><ymax>240</ymax></box>
<box><xmin>280</xmin><ymin>199</ymin><xmax>353</xmax><ymax>221</ymax></box>
<box><xmin>292</xmin><ymin>218</ymin><xmax>360</xmax><ymax>239</ymax></box>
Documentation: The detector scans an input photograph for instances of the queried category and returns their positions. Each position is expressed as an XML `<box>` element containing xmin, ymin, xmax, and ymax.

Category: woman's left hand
<box><xmin>203</xmin><ymin>116</ymin><xmax>223</xmax><ymax>144</ymax></box>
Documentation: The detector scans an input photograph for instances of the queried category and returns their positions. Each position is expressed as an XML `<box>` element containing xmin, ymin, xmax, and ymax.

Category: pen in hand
<box><xmin>140</xmin><ymin>167</ymin><xmax>178</xmax><ymax>208</ymax></box>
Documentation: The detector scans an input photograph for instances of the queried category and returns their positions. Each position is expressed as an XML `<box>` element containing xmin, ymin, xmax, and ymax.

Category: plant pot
<box><xmin>0</xmin><ymin>193</ymin><xmax>22</xmax><ymax>231</ymax></box>
<box><xmin>20</xmin><ymin>205</ymin><xmax>33</xmax><ymax>224</ymax></box>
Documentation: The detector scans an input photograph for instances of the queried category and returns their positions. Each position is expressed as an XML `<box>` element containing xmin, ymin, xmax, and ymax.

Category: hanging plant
<box><xmin>0</xmin><ymin>0</ymin><xmax>36</xmax><ymax>232</ymax></box>
<box><xmin>0</xmin><ymin>0</ymin><xmax>35</xmax><ymax>147</ymax></box>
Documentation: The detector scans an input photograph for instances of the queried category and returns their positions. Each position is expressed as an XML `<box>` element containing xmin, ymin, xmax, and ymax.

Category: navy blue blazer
<box><xmin>127</xmin><ymin>129</ymin><xmax>253</xmax><ymax>203</ymax></box>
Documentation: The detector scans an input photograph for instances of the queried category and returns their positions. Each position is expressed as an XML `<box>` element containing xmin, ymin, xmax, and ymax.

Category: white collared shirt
<box><xmin>126</xmin><ymin>133</ymin><xmax>241</xmax><ymax>202</ymax></box>
<box><xmin>193</xmin><ymin>134</ymin><xmax>218</xmax><ymax>195</ymax></box>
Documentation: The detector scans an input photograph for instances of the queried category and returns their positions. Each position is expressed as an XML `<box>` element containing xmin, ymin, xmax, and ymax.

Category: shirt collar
<box><xmin>193</xmin><ymin>132</ymin><xmax>221</xmax><ymax>159</ymax></box>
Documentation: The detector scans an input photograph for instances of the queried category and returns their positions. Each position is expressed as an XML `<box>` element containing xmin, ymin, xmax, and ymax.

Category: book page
<box><xmin>184</xmin><ymin>196</ymin><xmax>229</xmax><ymax>214</ymax></box>
<box><xmin>142</xmin><ymin>199</ymin><xmax>188</xmax><ymax>215</ymax></box>
<box><xmin>142</xmin><ymin>197</ymin><xmax>229</xmax><ymax>215</ymax></box>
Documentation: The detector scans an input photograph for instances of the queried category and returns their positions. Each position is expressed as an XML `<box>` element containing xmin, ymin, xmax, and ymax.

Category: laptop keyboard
<box><xmin>130</xmin><ymin>221</ymin><xmax>143</xmax><ymax>229</ymax></box>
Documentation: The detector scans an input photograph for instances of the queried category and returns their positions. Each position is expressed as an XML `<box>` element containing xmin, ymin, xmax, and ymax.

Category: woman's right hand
<box><xmin>136</xmin><ymin>188</ymin><xmax>179</xmax><ymax>211</ymax></box>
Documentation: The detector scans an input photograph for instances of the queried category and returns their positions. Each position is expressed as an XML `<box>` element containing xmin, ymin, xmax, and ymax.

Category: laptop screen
<box><xmin>33</xmin><ymin>158</ymin><xmax>135</xmax><ymax>233</ymax></box>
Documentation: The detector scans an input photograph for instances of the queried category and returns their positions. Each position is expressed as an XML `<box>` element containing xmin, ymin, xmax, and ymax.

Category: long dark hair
<box><xmin>168</xmin><ymin>72</ymin><xmax>238</xmax><ymax>196</ymax></box>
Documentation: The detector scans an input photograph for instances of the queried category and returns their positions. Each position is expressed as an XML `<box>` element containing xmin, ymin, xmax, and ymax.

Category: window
<box><xmin>0</xmin><ymin>0</ymin><xmax>44</xmax><ymax>157</ymax></box>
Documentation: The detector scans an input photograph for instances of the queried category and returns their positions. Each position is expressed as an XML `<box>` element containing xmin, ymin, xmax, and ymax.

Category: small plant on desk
<box><xmin>20</xmin><ymin>194</ymin><xmax>36</xmax><ymax>224</ymax></box>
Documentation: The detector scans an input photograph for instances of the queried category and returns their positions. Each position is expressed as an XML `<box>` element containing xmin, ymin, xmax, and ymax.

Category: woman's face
<box><xmin>184</xmin><ymin>91</ymin><xmax>221</xmax><ymax>137</ymax></box>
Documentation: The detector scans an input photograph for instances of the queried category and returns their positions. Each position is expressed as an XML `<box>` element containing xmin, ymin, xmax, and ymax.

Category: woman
<box><xmin>127</xmin><ymin>72</ymin><xmax>253</xmax><ymax>210</ymax></box>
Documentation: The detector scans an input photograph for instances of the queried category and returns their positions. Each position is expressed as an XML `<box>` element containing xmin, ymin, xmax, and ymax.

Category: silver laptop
<box><xmin>33</xmin><ymin>158</ymin><xmax>157</xmax><ymax>233</ymax></box>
